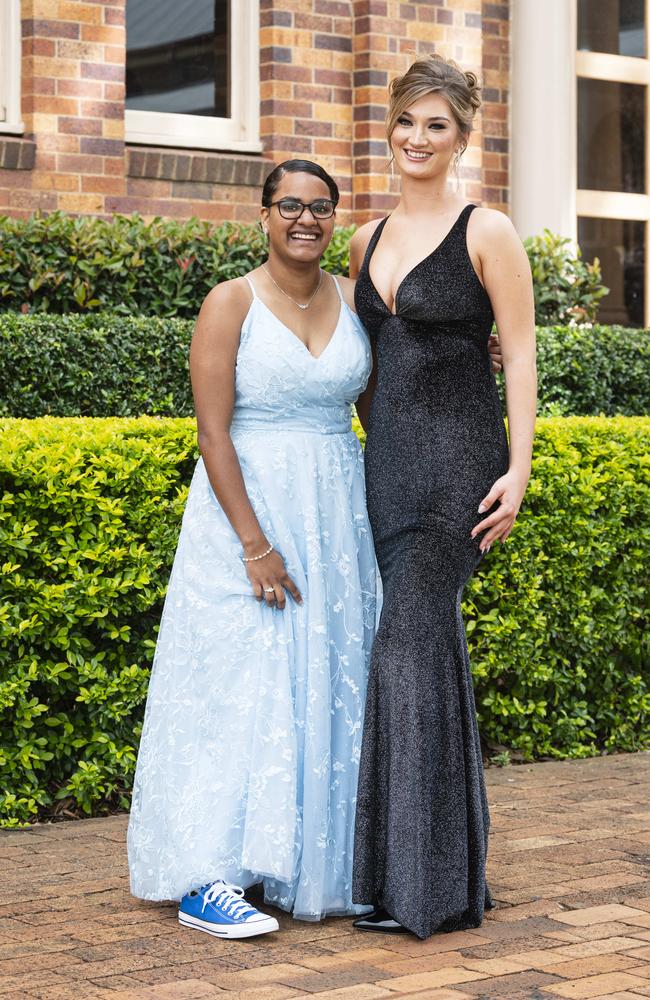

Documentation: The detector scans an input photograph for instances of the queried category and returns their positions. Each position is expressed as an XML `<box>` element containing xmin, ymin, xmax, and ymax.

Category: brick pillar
<box><xmin>352</xmin><ymin>0</ymin><xmax>488</xmax><ymax>224</ymax></box>
<box><xmin>352</xmin><ymin>2</ymin><xmax>396</xmax><ymax>222</ymax></box>
<box><xmin>481</xmin><ymin>0</ymin><xmax>510</xmax><ymax>211</ymax></box>
<box><xmin>20</xmin><ymin>0</ymin><xmax>126</xmax><ymax>216</ymax></box>
<box><xmin>259</xmin><ymin>1</ymin><xmax>355</xmax><ymax>217</ymax></box>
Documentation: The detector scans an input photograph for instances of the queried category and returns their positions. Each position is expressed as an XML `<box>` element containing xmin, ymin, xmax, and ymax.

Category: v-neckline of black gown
<box><xmin>365</xmin><ymin>204</ymin><xmax>474</xmax><ymax>316</ymax></box>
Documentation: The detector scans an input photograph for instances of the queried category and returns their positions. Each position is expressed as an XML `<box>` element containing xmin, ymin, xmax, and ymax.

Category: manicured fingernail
<box><xmin>478</xmin><ymin>504</ymin><xmax>487</xmax><ymax>513</ymax></box>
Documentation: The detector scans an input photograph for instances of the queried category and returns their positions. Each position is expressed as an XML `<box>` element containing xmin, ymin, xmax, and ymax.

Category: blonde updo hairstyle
<box><xmin>386</xmin><ymin>54</ymin><xmax>481</xmax><ymax>166</ymax></box>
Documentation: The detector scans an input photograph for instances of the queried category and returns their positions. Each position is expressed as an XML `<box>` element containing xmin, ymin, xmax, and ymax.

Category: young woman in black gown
<box><xmin>350</xmin><ymin>55</ymin><xmax>537</xmax><ymax>939</ymax></box>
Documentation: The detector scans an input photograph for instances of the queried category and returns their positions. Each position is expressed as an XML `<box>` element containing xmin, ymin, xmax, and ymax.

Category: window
<box><xmin>577</xmin><ymin>0</ymin><xmax>650</xmax><ymax>326</ymax></box>
<box><xmin>124</xmin><ymin>0</ymin><xmax>261</xmax><ymax>153</ymax></box>
<box><xmin>0</xmin><ymin>0</ymin><xmax>23</xmax><ymax>135</ymax></box>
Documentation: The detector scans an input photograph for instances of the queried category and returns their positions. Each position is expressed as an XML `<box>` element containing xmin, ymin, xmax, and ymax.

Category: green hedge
<box><xmin>1</xmin><ymin>416</ymin><xmax>648</xmax><ymax>826</ymax></box>
<box><xmin>536</xmin><ymin>325</ymin><xmax>650</xmax><ymax>416</ymax></box>
<box><xmin>1</xmin><ymin>212</ymin><xmax>608</xmax><ymax>325</ymax></box>
<box><xmin>0</xmin><ymin>212</ymin><xmax>352</xmax><ymax>317</ymax></box>
<box><xmin>0</xmin><ymin>314</ymin><xmax>195</xmax><ymax>418</ymax></box>
<box><xmin>1</xmin><ymin>313</ymin><xmax>648</xmax><ymax>418</ymax></box>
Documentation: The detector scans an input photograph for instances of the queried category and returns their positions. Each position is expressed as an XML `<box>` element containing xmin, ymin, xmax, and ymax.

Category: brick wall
<box><xmin>260</xmin><ymin>0</ymin><xmax>355</xmax><ymax>215</ymax></box>
<box><xmin>481</xmin><ymin>0</ymin><xmax>509</xmax><ymax>210</ymax></box>
<box><xmin>0</xmin><ymin>0</ymin><xmax>511</xmax><ymax>223</ymax></box>
<box><xmin>15</xmin><ymin>0</ymin><xmax>127</xmax><ymax>217</ymax></box>
<box><xmin>2</xmin><ymin>0</ymin><xmax>270</xmax><ymax>221</ymax></box>
<box><xmin>260</xmin><ymin>0</ymin><xmax>510</xmax><ymax>222</ymax></box>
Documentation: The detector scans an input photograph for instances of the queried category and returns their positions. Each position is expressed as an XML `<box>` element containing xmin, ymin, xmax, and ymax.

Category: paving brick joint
<box><xmin>2</xmin><ymin>753</ymin><xmax>650</xmax><ymax>999</ymax></box>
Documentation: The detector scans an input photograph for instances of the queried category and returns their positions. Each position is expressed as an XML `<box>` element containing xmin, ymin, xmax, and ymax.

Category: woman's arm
<box><xmin>469</xmin><ymin>209</ymin><xmax>537</xmax><ymax>549</ymax></box>
<box><xmin>191</xmin><ymin>279</ymin><xmax>302</xmax><ymax>608</ymax></box>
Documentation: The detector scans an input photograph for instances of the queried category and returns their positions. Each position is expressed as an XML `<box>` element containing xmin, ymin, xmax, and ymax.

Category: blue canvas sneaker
<box><xmin>178</xmin><ymin>880</ymin><xmax>279</xmax><ymax>939</ymax></box>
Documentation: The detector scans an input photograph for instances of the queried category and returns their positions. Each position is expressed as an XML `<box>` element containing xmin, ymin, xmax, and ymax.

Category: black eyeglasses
<box><xmin>268</xmin><ymin>198</ymin><xmax>336</xmax><ymax>220</ymax></box>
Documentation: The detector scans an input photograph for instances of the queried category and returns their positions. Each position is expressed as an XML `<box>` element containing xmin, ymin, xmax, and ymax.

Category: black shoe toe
<box><xmin>352</xmin><ymin>906</ymin><xmax>408</xmax><ymax>933</ymax></box>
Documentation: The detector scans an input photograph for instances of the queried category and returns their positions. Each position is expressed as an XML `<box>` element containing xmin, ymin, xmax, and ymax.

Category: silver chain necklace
<box><xmin>262</xmin><ymin>264</ymin><xmax>323</xmax><ymax>310</ymax></box>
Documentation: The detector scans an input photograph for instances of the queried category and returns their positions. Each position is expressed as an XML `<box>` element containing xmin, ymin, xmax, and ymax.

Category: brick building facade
<box><xmin>0</xmin><ymin>0</ymin><xmax>509</xmax><ymax>225</ymax></box>
<box><xmin>2</xmin><ymin>0</ymin><xmax>646</xmax><ymax>328</ymax></box>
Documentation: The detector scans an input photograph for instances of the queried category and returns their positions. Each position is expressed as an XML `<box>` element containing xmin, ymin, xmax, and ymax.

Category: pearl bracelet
<box><xmin>242</xmin><ymin>544</ymin><xmax>274</xmax><ymax>563</ymax></box>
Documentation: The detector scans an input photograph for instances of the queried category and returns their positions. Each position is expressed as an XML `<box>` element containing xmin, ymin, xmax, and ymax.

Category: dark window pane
<box><xmin>578</xmin><ymin>0</ymin><xmax>645</xmax><ymax>57</ymax></box>
<box><xmin>578</xmin><ymin>217</ymin><xmax>644</xmax><ymax>326</ymax></box>
<box><xmin>578</xmin><ymin>79</ymin><xmax>645</xmax><ymax>193</ymax></box>
<box><xmin>126</xmin><ymin>0</ymin><xmax>229</xmax><ymax>117</ymax></box>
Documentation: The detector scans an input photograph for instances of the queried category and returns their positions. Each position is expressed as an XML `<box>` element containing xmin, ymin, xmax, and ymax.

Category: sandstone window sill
<box><xmin>126</xmin><ymin>146</ymin><xmax>274</xmax><ymax>187</ymax></box>
<box><xmin>0</xmin><ymin>136</ymin><xmax>36</xmax><ymax>170</ymax></box>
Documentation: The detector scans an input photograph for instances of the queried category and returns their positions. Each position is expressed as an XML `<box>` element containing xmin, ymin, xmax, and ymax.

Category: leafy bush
<box><xmin>0</xmin><ymin>314</ymin><xmax>194</xmax><ymax>418</ymax></box>
<box><xmin>536</xmin><ymin>324</ymin><xmax>650</xmax><ymax>416</ymax></box>
<box><xmin>0</xmin><ymin>212</ymin><xmax>353</xmax><ymax>317</ymax></box>
<box><xmin>525</xmin><ymin>229</ymin><xmax>609</xmax><ymax>326</ymax></box>
<box><xmin>1</xmin><ymin>416</ymin><xmax>648</xmax><ymax>826</ymax></box>
<box><xmin>2</xmin><ymin>313</ymin><xmax>648</xmax><ymax>418</ymax></box>
<box><xmin>0</xmin><ymin>418</ymin><xmax>197</xmax><ymax>826</ymax></box>
<box><xmin>1</xmin><ymin>212</ymin><xmax>608</xmax><ymax>326</ymax></box>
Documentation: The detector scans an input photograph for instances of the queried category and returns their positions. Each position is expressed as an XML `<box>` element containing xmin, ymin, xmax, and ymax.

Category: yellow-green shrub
<box><xmin>1</xmin><ymin>416</ymin><xmax>648</xmax><ymax>826</ymax></box>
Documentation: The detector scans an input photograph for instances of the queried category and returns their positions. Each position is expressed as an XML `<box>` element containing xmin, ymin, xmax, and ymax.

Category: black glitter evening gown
<box><xmin>352</xmin><ymin>204</ymin><xmax>509</xmax><ymax>939</ymax></box>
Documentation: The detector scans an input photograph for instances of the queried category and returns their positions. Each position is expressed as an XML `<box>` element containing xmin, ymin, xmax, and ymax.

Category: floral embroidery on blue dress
<box><xmin>127</xmin><ymin>277</ymin><xmax>378</xmax><ymax>921</ymax></box>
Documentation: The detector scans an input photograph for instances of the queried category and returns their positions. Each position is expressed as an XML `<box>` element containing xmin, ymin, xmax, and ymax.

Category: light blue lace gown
<box><xmin>128</xmin><ymin>276</ymin><xmax>378</xmax><ymax>921</ymax></box>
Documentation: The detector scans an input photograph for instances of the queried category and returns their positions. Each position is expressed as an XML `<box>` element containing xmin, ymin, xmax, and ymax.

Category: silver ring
<box><xmin>263</xmin><ymin>587</ymin><xmax>275</xmax><ymax>594</ymax></box>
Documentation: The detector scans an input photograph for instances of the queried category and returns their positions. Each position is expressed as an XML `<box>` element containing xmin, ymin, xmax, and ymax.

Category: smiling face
<box><xmin>389</xmin><ymin>92</ymin><xmax>465</xmax><ymax>181</ymax></box>
<box><xmin>260</xmin><ymin>171</ymin><xmax>336</xmax><ymax>265</ymax></box>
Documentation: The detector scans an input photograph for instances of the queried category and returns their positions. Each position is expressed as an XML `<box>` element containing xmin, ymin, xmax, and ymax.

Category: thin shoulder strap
<box><xmin>243</xmin><ymin>274</ymin><xmax>257</xmax><ymax>298</ymax></box>
<box><xmin>359</xmin><ymin>216</ymin><xmax>389</xmax><ymax>274</ymax></box>
<box><xmin>459</xmin><ymin>203</ymin><xmax>477</xmax><ymax>230</ymax></box>
<box><xmin>332</xmin><ymin>273</ymin><xmax>345</xmax><ymax>302</ymax></box>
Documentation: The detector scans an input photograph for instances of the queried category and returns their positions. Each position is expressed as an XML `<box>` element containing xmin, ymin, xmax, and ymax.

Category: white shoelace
<box><xmin>202</xmin><ymin>880</ymin><xmax>254</xmax><ymax>918</ymax></box>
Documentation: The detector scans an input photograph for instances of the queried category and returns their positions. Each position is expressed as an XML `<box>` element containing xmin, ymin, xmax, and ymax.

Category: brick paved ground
<box><xmin>2</xmin><ymin>753</ymin><xmax>650</xmax><ymax>1000</ymax></box>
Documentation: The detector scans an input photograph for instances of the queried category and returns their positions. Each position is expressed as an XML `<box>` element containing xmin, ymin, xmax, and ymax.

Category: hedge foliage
<box><xmin>524</xmin><ymin>229</ymin><xmax>609</xmax><ymax>325</ymax></box>
<box><xmin>1</xmin><ymin>211</ymin><xmax>608</xmax><ymax>326</ymax></box>
<box><xmin>1</xmin><ymin>313</ymin><xmax>648</xmax><ymax>419</ymax></box>
<box><xmin>0</xmin><ymin>212</ymin><xmax>352</xmax><ymax>317</ymax></box>
<box><xmin>1</xmin><ymin>416</ymin><xmax>648</xmax><ymax>826</ymax></box>
<box><xmin>0</xmin><ymin>313</ymin><xmax>195</xmax><ymax>419</ymax></box>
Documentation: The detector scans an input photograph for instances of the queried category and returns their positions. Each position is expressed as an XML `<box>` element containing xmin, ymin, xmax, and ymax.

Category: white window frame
<box><xmin>0</xmin><ymin>0</ymin><xmax>24</xmax><ymax>135</ymax></box>
<box><xmin>575</xmin><ymin>0</ymin><xmax>650</xmax><ymax>326</ymax></box>
<box><xmin>511</xmin><ymin>0</ymin><xmax>577</xmax><ymax>242</ymax></box>
<box><xmin>125</xmin><ymin>0</ymin><xmax>261</xmax><ymax>153</ymax></box>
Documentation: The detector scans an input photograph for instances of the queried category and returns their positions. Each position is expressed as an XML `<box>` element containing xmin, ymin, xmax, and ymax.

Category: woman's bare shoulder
<box><xmin>193</xmin><ymin>276</ymin><xmax>253</xmax><ymax>346</ymax></box>
<box><xmin>350</xmin><ymin>217</ymin><xmax>385</xmax><ymax>256</ymax></box>
<box><xmin>201</xmin><ymin>275</ymin><xmax>252</xmax><ymax>313</ymax></box>
<box><xmin>470</xmin><ymin>207</ymin><xmax>520</xmax><ymax>242</ymax></box>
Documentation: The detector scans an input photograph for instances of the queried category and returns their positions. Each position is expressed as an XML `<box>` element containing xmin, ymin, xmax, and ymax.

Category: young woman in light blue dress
<box><xmin>127</xmin><ymin>161</ymin><xmax>378</xmax><ymax>937</ymax></box>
